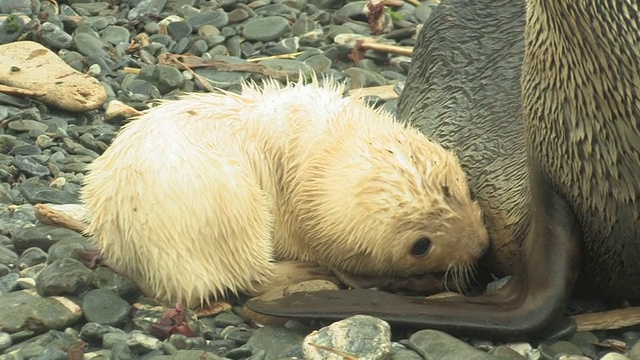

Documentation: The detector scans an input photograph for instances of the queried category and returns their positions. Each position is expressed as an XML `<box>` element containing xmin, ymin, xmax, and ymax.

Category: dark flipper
<box><xmin>247</xmin><ymin>176</ymin><xmax>582</xmax><ymax>341</ymax></box>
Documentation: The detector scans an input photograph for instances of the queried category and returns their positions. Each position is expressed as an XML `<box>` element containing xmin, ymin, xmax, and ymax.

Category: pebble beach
<box><xmin>0</xmin><ymin>0</ymin><xmax>639</xmax><ymax>359</ymax></box>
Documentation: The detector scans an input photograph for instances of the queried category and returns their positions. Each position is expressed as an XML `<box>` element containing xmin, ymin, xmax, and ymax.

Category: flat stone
<box><xmin>0</xmin><ymin>289</ymin><xmax>82</xmax><ymax>333</ymax></box>
<box><xmin>0</xmin><ymin>41</ymin><xmax>107</xmax><ymax>112</ymax></box>
<box><xmin>303</xmin><ymin>315</ymin><xmax>391</xmax><ymax>360</ymax></box>
<box><xmin>242</xmin><ymin>16</ymin><xmax>290</xmax><ymax>41</ymax></box>
<box><xmin>409</xmin><ymin>330</ymin><xmax>494</xmax><ymax>360</ymax></box>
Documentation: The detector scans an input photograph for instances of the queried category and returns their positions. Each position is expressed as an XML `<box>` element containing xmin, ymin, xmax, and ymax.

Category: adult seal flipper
<box><xmin>247</xmin><ymin>0</ymin><xmax>640</xmax><ymax>340</ymax></box>
<box><xmin>247</xmin><ymin>172</ymin><xmax>582</xmax><ymax>341</ymax></box>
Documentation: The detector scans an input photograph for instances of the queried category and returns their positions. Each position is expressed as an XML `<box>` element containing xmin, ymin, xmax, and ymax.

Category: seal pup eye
<box><xmin>411</xmin><ymin>237</ymin><xmax>432</xmax><ymax>257</ymax></box>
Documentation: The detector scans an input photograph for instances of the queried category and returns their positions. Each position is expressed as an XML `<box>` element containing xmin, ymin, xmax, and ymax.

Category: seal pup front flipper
<box><xmin>246</xmin><ymin>173</ymin><xmax>582</xmax><ymax>341</ymax></box>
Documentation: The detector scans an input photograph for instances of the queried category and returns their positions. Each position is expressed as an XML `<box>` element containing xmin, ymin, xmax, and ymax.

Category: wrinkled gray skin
<box><xmin>398</xmin><ymin>0</ymin><xmax>529</xmax><ymax>277</ymax></box>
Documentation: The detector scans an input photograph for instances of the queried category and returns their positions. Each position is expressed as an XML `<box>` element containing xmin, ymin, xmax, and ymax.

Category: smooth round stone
<box><xmin>189</xmin><ymin>39</ymin><xmax>209</xmax><ymax>56</ymax></box>
<box><xmin>73</xmin><ymin>32</ymin><xmax>110</xmax><ymax>58</ymax></box>
<box><xmin>172</xmin><ymin>36</ymin><xmax>190</xmax><ymax>54</ymax></box>
<box><xmin>167</xmin><ymin>21</ymin><xmax>193</xmax><ymax>39</ymax></box>
<box><xmin>0</xmin><ymin>331</ymin><xmax>11</xmax><ymax>351</ymax></box>
<box><xmin>35</xmin><ymin>258</ymin><xmax>94</xmax><ymax>297</ymax></box>
<box><xmin>9</xmin><ymin>145</ymin><xmax>42</xmax><ymax>156</ymax></box>
<box><xmin>80</xmin><ymin>322</ymin><xmax>126</xmax><ymax>344</ymax></box>
<box><xmin>100</xmin><ymin>26</ymin><xmax>131</xmax><ymax>45</ymax></box>
<box><xmin>39</xmin><ymin>22</ymin><xmax>73</xmax><ymax>49</ymax></box>
<box><xmin>226</xmin><ymin>36</ymin><xmax>242</xmax><ymax>57</ymax></box>
<box><xmin>82</xmin><ymin>289</ymin><xmax>131</xmax><ymax>326</ymax></box>
<box><xmin>127</xmin><ymin>0</ymin><xmax>169</xmax><ymax>19</ymax></box>
<box><xmin>242</xmin><ymin>16</ymin><xmax>290</xmax><ymax>41</ymax></box>
<box><xmin>187</xmin><ymin>9</ymin><xmax>229</xmax><ymax>30</ymax></box>
<box><xmin>0</xmin><ymin>273</ymin><xmax>19</xmax><ymax>295</ymax></box>
<box><xmin>18</xmin><ymin>247</ymin><xmax>48</xmax><ymax>269</ymax></box>
<box><xmin>0</xmin><ymin>0</ymin><xmax>31</xmax><ymax>14</ymax></box>
<box><xmin>291</xmin><ymin>15</ymin><xmax>316</xmax><ymax>36</ymax></box>
<box><xmin>12</xmin><ymin>155</ymin><xmax>51</xmax><ymax>177</ymax></box>
<box><xmin>246</xmin><ymin>326</ymin><xmax>305</xmax><ymax>358</ymax></box>
<box><xmin>303</xmin><ymin>54</ymin><xmax>332</xmax><ymax>72</ymax></box>
<box><xmin>0</xmin><ymin>246</ymin><xmax>17</xmax><ymax>269</ymax></box>
<box><xmin>71</xmin><ymin>2</ymin><xmax>109</xmax><ymax>16</ymax></box>
<box><xmin>228</xmin><ymin>8</ymin><xmax>251</xmax><ymax>24</ymax></box>
<box><xmin>303</xmin><ymin>315</ymin><xmax>391</xmax><ymax>360</ymax></box>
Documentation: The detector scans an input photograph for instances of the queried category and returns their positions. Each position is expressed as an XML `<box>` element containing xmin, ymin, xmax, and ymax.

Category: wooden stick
<box><xmin>348</xmin><ymin>84</ymin><xmax>399</xmax><ymax>100</ymax></box>
<box><xmin>0</xmin><ymin>83</ymin><xmax>46</xmax><ymax>97</ymax></box>
<box><xmin>573</xmin><ymin>307</ymin><xmax>640</xmax><ymax>331</ymax></box>
<box><xmin>247</xmin><ymin>52</ymin><xmax>305</xmax><ymax>63</ymax></box>
<box><xmin>159</xmin><ymin>54</ymin><xmax>302</xmax><ymax>83</ymax></box>
<box><xmin>359</xmin><ymin>41</ymin><xmax>413</xmax><ymax>57</ymax></box>
<box><xmin>34</xmin><ymin>204</ymin><xmax>87</xmax><ymax>234</ymax></box>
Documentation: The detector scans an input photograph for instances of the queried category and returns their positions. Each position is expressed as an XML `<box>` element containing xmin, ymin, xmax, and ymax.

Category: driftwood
<box><xmin>0</xmin><ymin>83</ymin><xmax>45</xmax><ymax>97</ymax></box>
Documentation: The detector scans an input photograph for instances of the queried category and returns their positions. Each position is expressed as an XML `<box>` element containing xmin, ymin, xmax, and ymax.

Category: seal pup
<box><xmin>246</xmin><ymin>0</ymin><xmax>640</xmax><ymax>340</ymax></box>
<box><xmin>82</xmin><ymin>78</ymin><xmax>489</xmax><ymax>308</ymax></box>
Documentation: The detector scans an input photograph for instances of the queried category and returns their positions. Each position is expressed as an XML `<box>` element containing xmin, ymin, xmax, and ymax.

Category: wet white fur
<box><xmin>82</xmin><ymin>78</ymin><xmax>489</xmax><ymax>308</ymax></box>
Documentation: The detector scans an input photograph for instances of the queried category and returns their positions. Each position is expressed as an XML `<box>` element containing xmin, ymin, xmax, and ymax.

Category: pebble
<box><xmin>303</xmin><ymin>315</ymin><xmax>391</xmax><ymax>359</ymax></box>
<box><xmin>242</xmin><ymin>16</ymin><xmax>291</xmax><ymax>41</ymax></box>
<box><xmin>0</xmin><ymin>0</ymin><xmax>635</xmax><ymax>359</ymax></box>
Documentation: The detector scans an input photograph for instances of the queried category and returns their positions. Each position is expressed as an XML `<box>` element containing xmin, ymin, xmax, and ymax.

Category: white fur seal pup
<box><xmin>82</xmin><ymin>78</ymin><xmax>489</xmax><ymax>308</ymax></box>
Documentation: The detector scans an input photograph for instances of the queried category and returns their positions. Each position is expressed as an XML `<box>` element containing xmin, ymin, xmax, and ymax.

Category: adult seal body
<box><xmin>82</xmin><ymin>79</ymin><xmax>488</xmax><ymax>308</ymax></box>
<box><xmin>246</xmin><ymin>0</ymin><xmax>640</xmax><ymax>340</ymax></box>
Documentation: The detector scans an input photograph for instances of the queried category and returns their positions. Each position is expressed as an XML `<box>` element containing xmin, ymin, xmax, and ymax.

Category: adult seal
<box><xmin>81</xmin><ymin>79</ymin><xmax>488</xmax><ymax>309</ymax></box>
<box><xmin>246</xmin><ymin>0</ymin><xmax>640</xmax><ymax>340</ymax></box>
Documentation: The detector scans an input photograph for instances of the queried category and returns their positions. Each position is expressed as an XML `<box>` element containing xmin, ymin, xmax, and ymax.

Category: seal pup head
<box><xmin>292</xmin><ymin>94</ymin><xmax>490</xmax><ymax>286</ymax></box>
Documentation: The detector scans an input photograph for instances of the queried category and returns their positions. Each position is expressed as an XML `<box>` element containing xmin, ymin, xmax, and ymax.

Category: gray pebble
<box><xmin>206</xmin><ymin>339</ymin><xmax>239</xmax><ymax>356</ymax></box>
<box><xmin>168</xmin><ymin>334</ymin><xmax>206</xmax><ymax>350</ymax></box>
<box><xmin>82</xmin><ymin>289</ymin><xmax>131</xmax><ymax>326</ymax></box>
<box><xmin>73</xmin><ymin>32</ymin><xmax>110</xmax><ymax>59</ymax></box>
<box><xmin>12</xmin><ymin>155</ymin><xmax>51</xmax><ymax>178</ymax></box>
<box><xmin>243</xmin><ymin>16</ymin><xmax>290</xmax><ymax>41</ymax></box>
<box><xmin>409</xmin><ymin>330</ymin><xmax>494</xmax><ymax>360</ymax></box>
<box><xmin>0</xmin><ymin>273</ymin><xmax>19</xmax><ymax>295</ymax></box>
<box><xmin>79</xmin><ymin>322</ymin><xmax>126</xmax><ymax>344</ymax></box>
<box><xmin>214</xmin><ymin>312</ymin><xmax>246</xmax><ymax>327</ymax></box>
<box><xmin>0</xmin><ymin>290</ymin><xmax>82</xmax><ymax>333</ymax></box>
<box><xmin>18</xmin><ymin>247</ymin><xmax>48</xmax><ymax>269</ymax></box>
<box><xmin>128</xmin><ymin>0</ymin><xmax>168</xmax><ymax>19</ymax></box>
<box><xmin>35</xmin><ymin>258</ymin><xmax>94</xmax><ymax>297</ymax></box>
<box><xmin>246</xmin><ymin>326</ymin><xmax>304</xmax><ymax>358</ymax></box>
<box><xmin>0</xmin><ymin>332</ymin><xmax>11</xmax><ymax>351</ymax></box>
<box><xmin>12</xmin><ymin>225</ymin><xmax>85</xmax><ymax>252</ymax></box>
<box><xmin>303</xmin><ymin>54</ymin><xmax>332</xmax><ymax>72</ymax></box>
<box><xmin>303</xmin><ymin>315</ymin><xmax>391</xmax><ymax>360</ymax></box>
<box><xmin>0</xmin><ymin>246</ymin><xmax>18</xmax><ymax>268</ymax></box>
<box><xmin>489</xmin><ymin>345</ymin><xmax>526</xmax><ymax>360</ymax></box>
<box><xmin>33</xmin><ymin>345</ymin><xmax>69</xmax><ymax>360</ymax></box>
<box><xmin>71</xmin><ymin>2</ymin><xmax>109</xmax><ymax>16</ymax></box>
<box><xmin>111</xmin><ymin>340</ymin><xmax>139</xmax><ymax>359</ymax></box>
<box><xmin>39</xmin><ymin>22</ymin><xmax>73</xmax><ymax>49</ymax></box>
<box><xmin>92</xmin><ymin>265</ymin><xmax>139</xmax><ymax>297</ymax></box>
<box><xmin>187</xmin><ymin>9</ymin><xmax>229</xmax><ymax>30</ymax></box>
<box><xmin>546</xmin><ymin>340</ymin><xmax>585</xmax><ymax>357</ymax></box>
<box><xmin>7</xmin><ymin>120</ymin><xmax>48</xmax><ymax>133</ymax></box>
<box><xmin>100</xmin><ymin>26</ymin><xmax>131</xmax><ymax>45</ymax></box>
<box><xmin>258</xmin><ymin>59</ymin><xmax>312</xmax><ymax>73</ymax></box>
<box><xmin>167</xmin><ymin>21</ymin><xmax>193</xmax><ymax>39</ymax></box>
<box><xmin>228</xmin><ymin>8</ymin><xmax>251</xmax><ymax>24</ymax></box>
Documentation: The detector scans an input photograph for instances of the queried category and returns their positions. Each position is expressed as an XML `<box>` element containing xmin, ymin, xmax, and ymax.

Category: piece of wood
<box><xmin>348</xmin><ymin>84</ymin><xmax>399</xmax><ymax>101</ymax></box>
<box><xmin>34</xmin><ymin>203</ymin><xmax>87</xmax><ymax>234</ymax></box>
<box><xmin>573</xmin><ymin>307</ymin><xmax>640</xmax><ymax>331</ymax></box>
<box><xmin>0</xmin><ymin>83</ymin><xmax>45</xmax><ymax>97</ymax></box>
